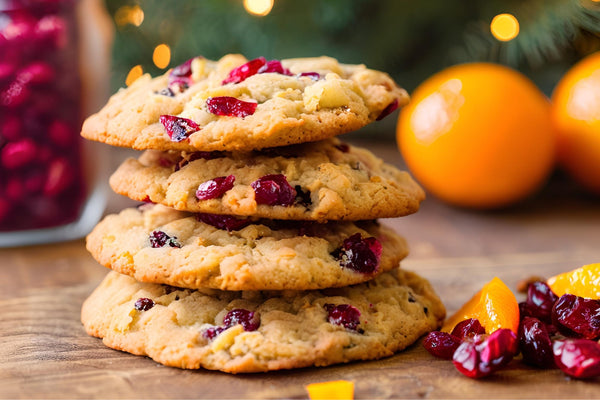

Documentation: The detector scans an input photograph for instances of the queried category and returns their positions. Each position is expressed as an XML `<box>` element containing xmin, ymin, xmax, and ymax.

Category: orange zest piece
<box><xmin>547</xmin><ymin>263</ymin><xmax>600</xmax><ymax>299</ymax></box>
<box><xmin>442</xmin><ymin>277</ymin><xmax>519</xmax><ymax>334</ymax></box>
<box><xmin>306</xmin><ymin>380</ymin><xmax>354</xmax><ymax>400</ymax></box>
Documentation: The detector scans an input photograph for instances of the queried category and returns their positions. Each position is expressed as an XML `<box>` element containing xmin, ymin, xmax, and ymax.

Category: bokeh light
<box><xmin>243</xmin><ymin>0</ymin><xmax>274</xmax><ymax>16</ymax></box>
<box><xmin>115</xmin><ymin>5</ymin><xmax>145</xmax><ymax>27</ymax></box>
<box><xmin>125</xmin><ymin>65</ymin><xmax>143</xmax><ymax>86</ymax></box>
<box><xmin>490</xmin><ymin>13</ymin><xmax>519</xmax><ymax>42</ymax></box>
<box><xmin>153</xmin><ymin>44</ymin><xmax>171</xmax><ymax>69</ymax></box>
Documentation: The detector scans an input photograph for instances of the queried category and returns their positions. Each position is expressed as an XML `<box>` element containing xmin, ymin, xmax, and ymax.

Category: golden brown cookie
<box><xmin>81</xmin><ymin>54</ymin><xmax>408</xmax><ymax>152</ymax></box>
<box><xmin>81</xmin><ymin>269</ymin><xmax>445</xmax><ymax>372</ymax></box>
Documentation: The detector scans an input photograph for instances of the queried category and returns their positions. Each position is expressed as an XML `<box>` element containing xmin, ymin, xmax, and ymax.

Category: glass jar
<box><xmin>0</xmin><ymin>0</ymin><xmax>113</xmax><ymax>246</ymax></box>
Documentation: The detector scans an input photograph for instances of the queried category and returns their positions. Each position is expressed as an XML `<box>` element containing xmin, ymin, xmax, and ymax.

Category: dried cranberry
<box><xmin>196</xmin><ymin>213</ymin><xmax>251</xmax><ymax>232</ymax></box>
<box><xmin>196</xmin><ymin>175</ymin><xmax>235</xmax><ymax>200</ymax></box>
<box><xmin>518</xmin><ymin>317</ymin><xmax>555</xmax><ymax>368</ymax></box>
<box><xmin>206</xmin><ymin>96</ymin><xmax>257</xmax><ymax>118</ymax></box>
<box><xmin>202</xmin><ymin>326</ymin><xmax>225</xmax><ymax>340</ymax></box>
<box><xmin>167</xmin><ymin>57</ymin><xmax>195</xmax><ymax>91</ymax></box>
<box><xmin>324</xmin><ymin>304</ymin><xmax>363</xmax><ymax>333</ymax></box>
<box><xmin>332</xmin><ymin>233</ymin><xmax>382</xmax><ymax>274</ymax></box>
<box><xmin>223</xmin><ymin>309</ymin><xmax>260</xmax><ymax>332</ymax></box>
<box><xmin>257</xmin><ymin>59</ymin><xmax>291</xmax><ymax>75</ymax></box>
<box><xmin>298</xmin><ymin>72</ymin><xmax>321</xmax><ymax>80</ymax></box>
<box><xmin>251</xmin><ymin>174</ymin><xmax>296</xmax><ymax>206</ymax></box>
<box><xmin>376</xmin><ymin>98</ymin><xmax>399</xmax><ymax>121</ymax></box>
<box><xmin>159</xmin><ymin>115</ymin><xmax>200</xmax><ymax>142</ymax></box>
<box><xmin>149</xmin><ymin>230</ymin><xmax>182</xmax><ymax>248</ymax></box>
<box><xmin>423</xmin><ymin>331</ymin><xmax>462</xmax><ymax>359</ymax></box>
<box><xmin>552</xmin><ymin>294</ymin><xmax>600</xmax><ymax>339</ymax></box>
<box><xmin>451</xmin><ymin>318</ymin><xmax>486</xmax><ymax>340</ymax></box>
<box><xmin>134</xmin><ymin>298</ymin><xmax>155</xmax><ymax>311</ymax></box>
<box><xmin>553</xmin><ymin>339</ymin><xmax>600</xmax><ymax>379</ymax></box>
<box><xmin>452</xmin><ymin>329</ymin><xmax>518</xmax><ymax>378</ymax></box>
<box><xmin>524</xmin><ymin>281</ymin><xmax>558</xmax><ymax>324</ymax></box>
<box><xmin>222</xmin><ymin>57</ymin><xmax>267</xmax><ymax>84</ymax></box>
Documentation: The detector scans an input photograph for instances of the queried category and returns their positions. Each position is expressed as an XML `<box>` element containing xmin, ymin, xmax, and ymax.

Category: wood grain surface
<box><xmin>1</xmin><ymin>140</ymin><xmax>599</xmax><ymax>399</ymax></box>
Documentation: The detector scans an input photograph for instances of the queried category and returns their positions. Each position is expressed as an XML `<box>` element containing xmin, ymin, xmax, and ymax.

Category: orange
<box><xmin>547</xmin><ymin>263</ymin><xmax>600</xmax><ymax>299</ymax></box>
<box><xmin>442</xmin><ymin>277</ymin><xmax>519</xmax><ymax>334</ymax></box>
<box><xmin>551</xmin><ymin>52</ymin><xmax>600</xmax><ymax>195</ymax></box>
<box><xmin>397</xmin><ymin>63</ymin><xmax>555</xmax><ymax>209</ymax></box>
<box><xmin>306</xmin><ymin>380</ymin><xmax>354</xmax><ymax>400</ymax></box>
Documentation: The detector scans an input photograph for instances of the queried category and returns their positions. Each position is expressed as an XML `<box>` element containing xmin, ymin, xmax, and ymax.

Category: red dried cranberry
<box><xmin>376</xmin><ymin>99</ymin><xmax>399</xmax><ymax>121</ymax></box>
<box><xmin>324</xmin><ymin>304</ymin><xmax>363</xmax><ymax>333</ymax></box>
<box><xmin>298</xmin><ymin>72</ymin><xmax>321</xmax><ymax>80</ymax></box>
<box><xmin>257</xmin><ymin>59</ymin><xmax>291</xmax><ymax>75</ymax></box>
<box><xmin>423</xmin><ymin>331</ymin><xmax>462</xmax><ymax>359</ymax></box>
<box><xmin>251</xmin><ymin>174</ymin><xmax>296</xmax><ymax>206</ymax></box>
<box><xmin>524</xmin><ymin>281</ymin><xmax>558</xmax><ymax>324</ymax></box>
<box><xmin>222</xmin><ymin>57</ymin><xmax>266</xmax><ymax>84</ymax></box>
<box><xmin>196</xmin><ymin>213</ymin><xmax>251</xmax><ymax>232</ymax></box>
<box><xmin>149</xmin><ymin>230</ymin><xmax>182</xmax><ymax>248</ymax></box>
<box><xmin>223</xmin><ymin>309</ymin><xmax>260</xmax><ymax>331</ymax></box>
<box><xmin>17</xmin><ymin>62</ymin><xmax>54</xmax><ymax>85</ymax></box>
<box><xmin>332</xmin><ymin>233</ymin><xmax>382</xmax><ymax>274</ymax></box>
<box><xmin>452</xmin><ymin>329</ymin><xmax>518</xmax><ymax>378</ymax></box>
<box><xmin>552</xmin><ymin>294</ymin><xmax>600</xmax><ymax>339</ymax></box>
<box><xmin>451</xmin><ymin>318</ymin><xmax>486</xmax><ymax>340</ymax></box>
<box><xmin>553</xmin><ymin>339</ymin><xmax>600</xmax><ymax>379</ymax></box>
<box><xmin>44</xmin><ymin>158</ymin><xmax>74</xmax><ymax>196</ymax></box>
<box><xmin>168</xmin><ymin>57</ymin><xmax>196</xmax><ymax>91</ymax></box>
<box><xmin>202</xmin><ymin>326</ymin><xmax>225</xmax><ymax>340</ymax></box>
<box><xmin>518</xmin><ymin>317</ymin><xmax>555</xmax><ymax>368</ymax></box>
<box><xmin>196</xmin><ymin>175</ymin><xmax>235</xmax><ymax>200</ymax></box>
<box><xmin>206</xmin><ymin>96</ymin><xmax>257</xmax><ymax>118</ymax></box>
<box><xmin>134</xmin><ymin>297</ymin><xmax>155</xmax><ymax>311</ymax></box>
<box><xmin>159</xmin><ymin>115</ymin><xmax>200</xmax><ymax>142</ymax></box>
<box><xmin>0</xmin><ymin>138</ymin><xmax>37</xmax><ymax>169</ymax></box>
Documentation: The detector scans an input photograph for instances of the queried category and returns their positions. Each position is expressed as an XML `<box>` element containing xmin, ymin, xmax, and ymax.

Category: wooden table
<box><xmin>1</xmin><ymin>141</ymin><xmax>599</xmax><ymax>399</ymax></box>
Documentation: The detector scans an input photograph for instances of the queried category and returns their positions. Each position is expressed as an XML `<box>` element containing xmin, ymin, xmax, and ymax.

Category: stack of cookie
<box><xmin>80</xmin><ymin>54</ymin><xmax>445</xmax><ymax>373</ymax></box>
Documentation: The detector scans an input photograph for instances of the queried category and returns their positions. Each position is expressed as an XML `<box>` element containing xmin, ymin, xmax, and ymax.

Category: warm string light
<box><xmin>126</xmin><ymin>65</ymin><xmax>143</xmax><ymax>86</ymax></box>
<box><xmin>243</xmin><ymin>0</ymin><xmax>274</xmax><ymax>16</ymax></box>
<box><xmin>153</xmin><ymin>44</ymin><xmax>171</xmax><ymax>69</ymax></box>
<box><xmin>490</xmin><ymin>13</ymin><xmax>519</xmax><ymax>42</ymax></box>
<box><xmin>115</xmin><ymin>5</ymin><xmax>145</xmax><ymax>27</ymax></box>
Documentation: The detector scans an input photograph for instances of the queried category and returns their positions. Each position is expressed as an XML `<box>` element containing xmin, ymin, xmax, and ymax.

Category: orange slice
<box><xmin>306</xmin><ymin>380</ymin><xmax>354</xmax><ymax>400</ymax></box>
<box><xmin>547</xmin><ymin>263</ymin><xmax>600</xmax><ymax>299</ymax></box>
<box><xmin>442</xmin><ymin>277</ymin><xmax>519</xmax><ymax>334</ymax></box>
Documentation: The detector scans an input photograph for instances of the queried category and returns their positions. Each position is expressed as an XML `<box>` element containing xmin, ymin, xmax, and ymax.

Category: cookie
<box><xmin>86</xmin><ymin>204</ymin><xmax>409</xmax><ymax>291</ymax></box>
<box><xmin>81</xmin><ymin>54</ymin><xmax>408</xmax><ymax>152</ymax></box>
<box><xmin>109</xmin><ymin>138</ymin><xmax>425</xmax><ymax>221</ymax></box>
<box><xmin>81</xmin><ymin>268</ymin><xmax>445</xmax><ymax>373</ymax></box>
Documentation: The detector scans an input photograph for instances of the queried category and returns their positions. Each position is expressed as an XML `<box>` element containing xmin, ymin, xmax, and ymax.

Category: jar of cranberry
<box><xmin>0</xmin><ymin>0</ymin><xmax>112</xmax><ymax>246</ymax></box>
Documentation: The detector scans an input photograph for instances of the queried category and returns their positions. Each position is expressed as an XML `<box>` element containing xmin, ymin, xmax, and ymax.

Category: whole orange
<box><xmin>397</xmin><ymin>63</ymin><xmax>555</xmax><ymax>209</ymax></box>
<box><xmin>551</xmin><ymin>52</ymin><xmax>600</xmax><ymax>195</ymax></box>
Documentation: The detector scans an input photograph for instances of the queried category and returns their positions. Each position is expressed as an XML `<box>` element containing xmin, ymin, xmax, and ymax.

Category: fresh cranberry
<box><xmin>202</xmin><ymin>326</ymin><xmax>225</xmax><ymax>340</ymax></box>
<box><xmin>553</xmin><ymin>339</ymin><xmax>600</xmax><ymax>379</ymax></box>
<box><xmin>206</xmin><ymin>96</ymin><xmax>257</xmax><ymax>118</ymax></box>
<box><xmin>0</xmin><ymin>138</ymin><xmax>37</xmax><ymax>169</ymax></box>
<box><xmin>376</xmin><ymin>99</ymin><xmax>399</xmax><ymax>121</ymax></box>
<box><xmin>552</xmin><ymin>294</ymin><xmax>600</xmax><ymax>339</ymax></box>
<box><xmin>48</xmin><ymin>120</ymin><xmax>73</xmax><ymax>147</ymax></box>
<box><xmin>2</xmin><ymin>16</ymin><xmax>36</xmax><ymax>44</ymax></box>
<box><xmin>524</xmin><ymin>281</ymin><xmax>558</xmax><ymax>324</ymax></box>
<box><xmin>134</xmin><ymin>297</ymin><xmax>155</xmax><ymax>311</ymax></box>
<box><xmin>0</xmin><ymin>115</ymin><xmax>22</xmax><ymax>141</ymax></box>
<box><xmin>34</xmin><ymin>15</ymin><xmax>67</xmax><ymax>49</ymax></box>
<box><xmin>223</xmin><ymin>309</ymin><xmax>260</xmax><ymax>331</ymax></box>
<box><xmin>149</xmin><ymin>230</ymin><xmax>182</xmax><ymax>248</ymax></box>
<box><xmin>451</xmin><ymin>318</ymin><xmax>486</xmax><ymax>340</ymax></box>
<box><xmin>452</xmin><ymin>329</ymin><xmax>518</xmax><ymax>378</ymax></box>
<box><xmin>251</xmin><ymin>174</ymin><xmax>296</xmax><ymax>206</ymax></box>
<box><xmin>423</xmin><ymin>331</ymin><xmax>462</xmax><ymax>359</ymax></box>
<box><xmin>196</xmin><ymin>213</ymin><xmax>251</xmax><ymax>231</ymax></box>
<box><xmin>324</xmin><ymin>304</ymin><xmax>363</xmax><ymax>332</ymax></box>
<box><xmin>24</xmin><ymin>171</ymin><xmax>45</xmax><ymax>194</ymax></box>
<box><xmin>0</xmin><ymin>199</ymin><xmax>11</xmax><ymax>223</ymax></box>
<box><xmin>5</xmin><ymin>178</ymin><xmax>25</xmax><ymax>201</ymax></box>
<box><xmin>196</xmin><ymin>175</ymin><xmax>235</xmax><ymax>200</ymax></box>
<box><xmin>518</xmin><ymin>317</ymin><xmax>555</xmax><ymax>368</ymax></box>
<box><xmin>222</xmin><ymin>57</ymin><xmax>267</xmax><ymax>84</ymax></box>
<box><xmin>0</xmin><ymin>63</ymin><xmax>15</xmax><ymax>81</ymax></box>
<box><xmin>44</xmin><ymin>158</ymin><xmax>73</xmax><ymax>196</ymax></box>
<box><xmin>332</xmin><ymin>233</ymin><xmax>382</xmax><ymax>274</ymax></box>
<box><xmin>159</xmin><ymin>115</ymin><xmax>200</xmax><ymax>142</ymax></box>
<box><xmin>298</xmin><ymin>72</ymin><xmax>321</xmax><ymax>80</ymax></box>
<box><xmin>16</xmin><ymin>62</ymin><xmax>54</xmax><ymax>85</ymax></box>
<box><xmin>1</xmin><ymin>81</ymin><xmax>30</xmax><ymax>107</ymax></box>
